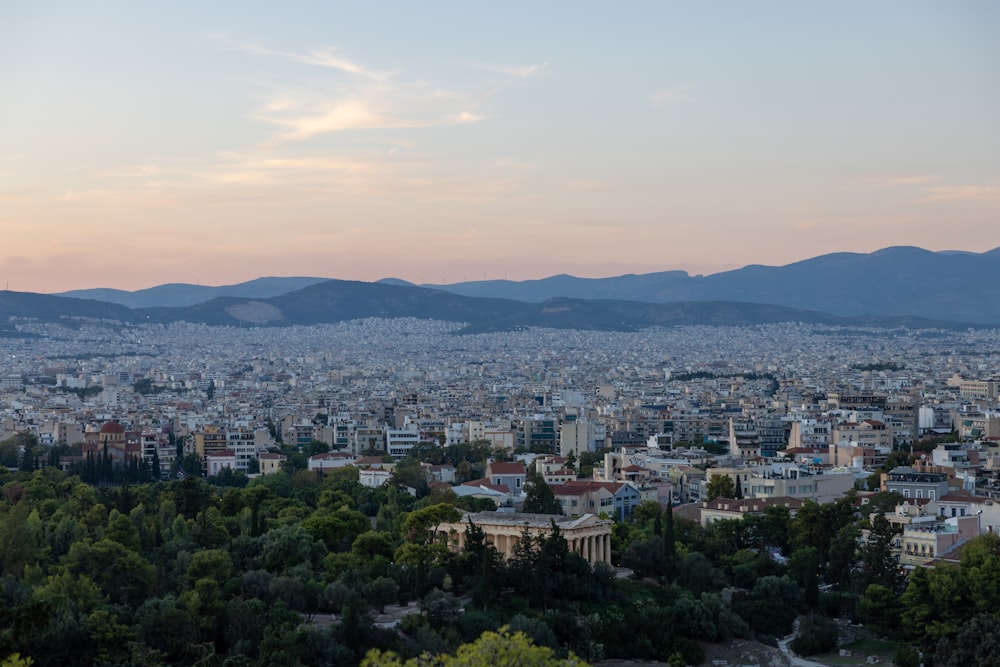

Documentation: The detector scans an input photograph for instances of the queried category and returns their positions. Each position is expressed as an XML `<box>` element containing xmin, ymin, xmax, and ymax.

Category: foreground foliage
<box><xmin>1</xmin><ymin>462</ymin><xmax>999</xmax><ymax>665</ymax></box>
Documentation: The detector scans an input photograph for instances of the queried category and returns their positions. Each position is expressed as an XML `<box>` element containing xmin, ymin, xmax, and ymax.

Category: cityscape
<box><xmin>3</xmin><ymin>2</ymin><xmax>999</xmax><ymax>666</ymax></box>
<box><xmin>3</xmin><ymin>291</ymin><xmax>1000</xmax><ymax>665</ymax></box>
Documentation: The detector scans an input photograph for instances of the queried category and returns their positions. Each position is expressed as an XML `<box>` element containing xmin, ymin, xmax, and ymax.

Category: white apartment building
<box><xmin>386</xmin><ymin>427</ymin><xmax>421</xmax><ymax>460</ymax></box>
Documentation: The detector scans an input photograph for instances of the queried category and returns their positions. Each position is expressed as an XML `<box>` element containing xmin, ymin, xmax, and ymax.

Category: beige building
<box><xmin>830</xmin><ymin>420</ymin><xmax>892</xmax><ymax>464</ymax></box>
<box><xmin>258</xmin><ymin>452</ymin><xmax>286</xmax><ymax>475</ymax></box>
<box><xmin>746</xmin><ymin>469</ymin><xmax>855</xmax><ymax>504</ymax></box>
<box><xmin>787</xmin><ymin>418</ymin><xmax>832</xmax><ymax>449</ymax></box>
<box><xmin>957</xmin><ymin>379</ymin><xmax>1000</xmax><ymax>401</ymax></box>
<box><xmin>550</xmin><ymin>483</ymin><xmax>614</xmax><ymax>517</ymax></box>
<box><xmin>435</xmin><ymin>511</ymin><xmax>613</xmax><ymax>566</ymax></box>
<box><xmin>700</xmin><ymin>496</ymin><xmax>804</xmax><ymax>527</ymax></box>
<box><xmin>728</xmin><ymin>418</ymin><xmax>761</xmax><ymax>459</ymax></box>
<box><xmin>899</xmin><ymin>515</ymin><xmax>979</xmax><ymax>567</ymax></box>
<box><xmin>194</xmin><ymin>425</ymin><xmax>228</xmax><ymax>457</ymax></box>
<box><xmin>957</xmin><ymin>411</ymin><xmax>1000</xmax><ymax>441</ymax></box>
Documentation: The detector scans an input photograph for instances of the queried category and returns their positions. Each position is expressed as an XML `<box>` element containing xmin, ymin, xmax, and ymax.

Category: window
<box><xmin>916</xmin><ymin>490</ymin><xmax>923</xmax><ymax>499</ymax></box>
<box><xmin>903</xmin><ymin>489</ymin><xmax>910</xmax><ymax>498</ymax></box>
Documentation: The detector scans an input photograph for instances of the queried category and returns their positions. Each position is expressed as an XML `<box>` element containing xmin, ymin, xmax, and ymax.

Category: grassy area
<box><xmin>814</xmin><ymin>637</ymin><xmax>898</xmax><ymax>666</ymax></box>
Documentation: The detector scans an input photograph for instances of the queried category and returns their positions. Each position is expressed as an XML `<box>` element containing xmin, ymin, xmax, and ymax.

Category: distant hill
<box><xmin>0</xmin><ymin>290</ymin><xmax>137</xmax><ymax>323</ymax></box>
<box><xmin>58</xmin><ymin>276</ymin><xmax>329</xmax><ymax>308</ymax></box>
<box><xmin>9</xmin><ymin>246</ymin><xmax>1000</xmax><ymax>330</ymax></box>
<box><xmin>420</xmin><ymin>246</ymin><xmax>1000</xmax><ymax>325</ymax></box>
<box><xmin>135</xmin><ymin>280</ymin><xmax>965</xmax><ymax>332</ymax></box>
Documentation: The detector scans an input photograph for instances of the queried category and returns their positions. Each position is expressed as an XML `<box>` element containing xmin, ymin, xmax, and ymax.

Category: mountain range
<box><xmin>0</xmin><ymin>246</ymin><xmax>993</xmax><ymax>331</ymax></box>
<box><xmin>413</xmin><ymin>246</ymin><xmax>1000</xmax><ymax>324</ymax></box>
<box><xmin>59</xmin><ymin>276</ymin><xmax>328</xmax><ymax>309</ymax></box>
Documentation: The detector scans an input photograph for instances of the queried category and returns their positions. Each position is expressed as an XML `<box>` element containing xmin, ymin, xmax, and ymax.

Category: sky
<box><xmin>1</xmin><ymin>1</ymin><xmax>998</xmax><ymax>293</ymax></box>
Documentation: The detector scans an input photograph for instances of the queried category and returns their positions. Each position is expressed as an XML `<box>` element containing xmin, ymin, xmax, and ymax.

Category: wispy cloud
<box><xmin>924</xmin><ymin>185</ymin><xmax>1000</xmax><ymax>202</ymax></box>
<box><xmin>254</xmin><ymin>93</ymin><xmax>487</xmax><ymax>141</ymax></box>
<box><xmin>211</xmin><ymin>33</ymin><xmax>390</xmax><ymax>81</ymax></box>
<box><xmin>882</xmin><ymin>175</ymin><xmax>999</xmax><ymax>203</ymax></box>
<box><xmin>213</xmin><ymin>35</ymin><xmax>526</xmax><ymax>141</ymax></box>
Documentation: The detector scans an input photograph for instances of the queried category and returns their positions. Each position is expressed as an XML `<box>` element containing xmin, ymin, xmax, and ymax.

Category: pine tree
<box><xmin>862</xmin><ymin>512</ymin><xmax>903</xmax><ymax>593</ymax></box>
<box><xmin>522</xmin><ymin>469</ymin><xmax>563</xmax><ymax>515</ymax></box>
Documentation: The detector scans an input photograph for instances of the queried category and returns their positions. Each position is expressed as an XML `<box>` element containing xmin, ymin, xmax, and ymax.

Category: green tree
<box><xmin>364</xmin><ymin>577</ymin><xmax>399</xmax><ymax>614</ymax></box>
<box><xmin>739</xmin><ymin>575</ymin><xmax>802</xmax><ymax>637</ymax></box>
<box><xmin>0</xmin><ymin>505</ymin><xmax>44</xmax><ymax>577</ymax></box>
<box><xmin>62</xmin><ymin>537</ymin><xmax>155</xmax><ymax>605</ymax></box>
<box><xmin>788</xmin><ymin>546</ymin><xmax>821</xmax><ymax>608</ymax></box>
<box><xmin>304</xmin><ymin>439</ymin><xmax>330</xmax><ymax>456</ymax></box>
<box><xmin>522</xmin><ymin>469</ymin><xmax>562</xmax><ymax>515</ymax></box>
<box><xmin>882</xmin><ymin>450</ymin><xmax>912</xmax><ymax>472</ymax></box>
<box><xmin>857</xmin><ymin>584</ymin><xmax>904</xmax><ymax>638</ymax></box>
<box><xmin>262</xmin><ymin>523</ymin><xmax>328</xmax><ymax>574</ymax></box>
<box><xmin>825</xmin><ymin>523</ymin><xmax>859</xmax><ymax>589</ymax></box>
<box><xmin>705</xmin><ymin>474</ymin><xmax>735</xmax><ymax>501</ymax></box>
<box><xmin>352</xmin><ymin>530</ymin><xmax>395</xmax><ymax>561</ymax></box>
<box><xmin>900</xmin><ymin>565</ymin><xmax>969</xmax><ymax>651</ymax></box>
<box><xmin>935</xmin><ymin>613</ymin><xmax>1000</xmax><ymax>667</ymax></box>
<box><xmin>401</xmin><ymin>503</ymin><xmax>461</xmax><ymax>544</ymax></box>
<box><xmin>790</xmin><ymin>614</ymin><xmax>838</xmax><ymax>656</ymax></box>
<box><xmin>790</xmin><ymin>498</ymin><xmax>855</xmax><ymax>556</ymax></box>
<box><xmin>185</xmin><ymin>548</ymin><xmax>234</xmax><ymax>585</ymax></box>
<box><xmin>860</xmin><ymin>512</ymin><xmax>903</xmax><ymax>593</ymax></box>
<box><xmin>361</xmin><ymin>628</ymin><xmax>588</xmax><ymax>666</ymax></box>
<box><xmin>301</xmin><ymin>506</ymin><xmax>370</xmax><ymax>552</ymax></box>
<box><xmin>893</xmin><ymin>643</ymin><xmax>921</xmax><ymax>667</ymax></box>
<box><xmin>663</xmin><ymin>501</ymin><xmax>677</xmax><ymax>582</ymax></box>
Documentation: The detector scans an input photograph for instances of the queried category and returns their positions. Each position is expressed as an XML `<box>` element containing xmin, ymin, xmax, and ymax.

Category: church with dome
<box><xmin>82</xmin><ymin>420</ymin><xmax>142</xmax><ymax>463</ymax></box>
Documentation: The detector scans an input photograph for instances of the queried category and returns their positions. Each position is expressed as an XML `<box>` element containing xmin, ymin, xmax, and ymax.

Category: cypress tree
<box><xmin>663</xmin><ymin>500</ymin><xmax>677</xmax><ymax>583</ymax></box>
<box><xmin>102</xmin><ymin>439</ymin><xmax>112</xmax><ymax>483</ymax></box>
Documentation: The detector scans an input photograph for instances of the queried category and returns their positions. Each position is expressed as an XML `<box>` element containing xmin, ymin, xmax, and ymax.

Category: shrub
<box><xmin>790</xmin><ymin>615</ymin><xmax>838</xmax><ymax>656</ymax></box>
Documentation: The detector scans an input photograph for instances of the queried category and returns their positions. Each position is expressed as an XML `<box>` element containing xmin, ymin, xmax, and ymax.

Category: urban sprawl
<box><xmin>4</xmin><ymin>317</ymin><xmax>1000</xmax><ymax>570</ymax></box>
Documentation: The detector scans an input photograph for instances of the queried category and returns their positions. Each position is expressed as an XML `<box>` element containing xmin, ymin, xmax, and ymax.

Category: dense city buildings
<box><xmin>6</xmin><ymin>314</ymin><xmax>1000</xmax><ymax>664</ymax></box>
<box><xmin>4</xmin><ymin>317</ymin><xmax>1000</xmax><ymax>536</ymax></box>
